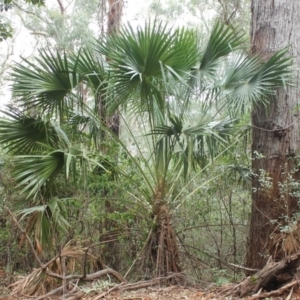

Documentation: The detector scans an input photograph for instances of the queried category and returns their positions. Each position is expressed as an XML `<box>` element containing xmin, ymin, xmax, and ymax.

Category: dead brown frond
<box><xmin>268</xmin><ymin>221</ymin><xmax>300</xmax><ymax>259</ymax></box>
<box><xmin>9</xmin><ymin>241</ymin><xmax>103</xmax><ymax>297</ymax></box>
<box><xmin>9</xmin><ymin>268</ymin><xmax>48</xmax><ymax>297</ymax></box>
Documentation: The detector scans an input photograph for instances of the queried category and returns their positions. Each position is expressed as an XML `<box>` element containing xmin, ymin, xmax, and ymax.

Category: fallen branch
<box><xmin>36</xmin><ymin>275</ymin><xmax>180</xmax><ymax>300</ymax></box>
<box><xmin>237</xmin><ymin>252</ymin><xmax>300</xmax><ymax>297</ymax></box>
<box><xmin>228</xmin><ymin>263</ymin><xmax>259</xmax><ymax>272</ymax></box>
<box><xmin>46</xmin><ymin>267</ymin><xmax>126</xmax><ymax>282</ymax></box>
<box><xmin>249</xmin><ymin>280</ymin><xmax>298</xmax><ymax>299</ymax></box>
<box><xmin>119</xmin><ymin>274</ymin><xmax>181</xmax><ymax>291</ymax></box>
<box><xmin>35</xmin><ymin>285</ymin><xmax>67</xmax><ymax>300</ymax></box>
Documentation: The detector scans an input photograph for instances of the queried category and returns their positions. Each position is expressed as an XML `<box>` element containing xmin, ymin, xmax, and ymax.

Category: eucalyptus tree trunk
<box><xmin>97</xmin><ymin>0</ymin><xmax>124</xmax><ymax>271</ymax></box>
<box><xmin>108</xmin><ymin>0</ymin><xmax>123</xmax><ymax>35</ymax></box>
<box><xmin>97</xmin><ymin>0</ymin><xmax>123</xmax><ymax>140</ymax></box>
<box><xmin>106</xmin><ymin>0</ymin><xmax>123</xmax><ymax>137</ymax></box>
<box><xmin>246</xmin><ymin>1</ymin><xmax>300</xmax><ymax>271</ymax></box>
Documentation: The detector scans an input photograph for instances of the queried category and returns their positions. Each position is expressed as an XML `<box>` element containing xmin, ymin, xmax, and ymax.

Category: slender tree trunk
<box><xmin>97</xmin><ymin>0</ymin><xmax>124</xmax><ymax>271</ymax></box>
<box><xmin>246</xmin><ymin>0</ymin><xmax>300</xmax><ymax>271</ymax></box>
<box><xmin>98</xmin><ymin>0</ymin><xmax>123</xmax><ymax>140</ymax></box>
<box><xmin>108</xmin><ymin>0</ymin><xmax>123</xmax><ymax>35</ymax></box>
<box><xmin>106</xmin><ymin>0</ymin><xmax>123</xmax><ymax>136</ymax></box>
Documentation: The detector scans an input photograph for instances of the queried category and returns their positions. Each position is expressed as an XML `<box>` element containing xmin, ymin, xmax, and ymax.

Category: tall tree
<box><xmin>105</xmin><ymin>0</ymin><xmax>123</xmax><ymax>136</ymax></box>
<box><xmin>98</xmin><ymin>0</ymin><xmax>123</xmax><ymax>270</ymax></box>
<box><xmin>246</xmin><ymin>1</ymin><xmax>300</xmax><ymax>270</ymax></box>
<box><xmin>108</xmin><ymin>0</ymin><xmax>122</xmax><ymax>35</ymax></box>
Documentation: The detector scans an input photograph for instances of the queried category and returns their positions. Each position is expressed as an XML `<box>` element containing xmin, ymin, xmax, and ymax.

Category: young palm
<box><xmin>0</xmin><ymin>51</ymin><xmax>106</xmax><ymax>251</ymax></box>
<box><xmin>92</xmin><ymin>21</ymin><xmax>291</xmax><ymax>276</ymax></box>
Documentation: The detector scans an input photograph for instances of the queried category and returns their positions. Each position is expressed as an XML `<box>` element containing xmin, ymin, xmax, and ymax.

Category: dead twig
<box><xmin>228</xmin><ymin>263</ymin><xmax>259</xmax><ymax>272</ymax></box>
<box><xmin>35</xmin><ymin>285</ymin><xmax>66</xmax><ymax>300</ymax></box>
<box><xmin>35</xmin><ymin>279</ymin><xmax>81</xmax><ymax>300</ymax></box>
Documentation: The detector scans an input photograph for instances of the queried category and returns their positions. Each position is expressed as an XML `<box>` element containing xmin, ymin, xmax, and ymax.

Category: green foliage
<box><xmin>95</xmin><ymin>21</ymin><xmax>199</xmax><ymax>119</ymax></box>
<box><xmin>15</xmin><ymin>0</ymin><xmax>99</xmax><ymax>50</ymax></box>
<box><xmin>11</xmin><ymin>50</ymin><xmax>84</xmax><ymax>120</ymax></box>
<box><xmin>150</xmin><ymin>0</ymin><xmax>250</xmax><ymax>34</ymax></box>
<box><xmin>0</xmin><ymin>0</ymin><xmax>45</xmax><ymax>42</ymax></box>
<box><xmin>0</xmin><ymin>19</ymin><xmax>293</xmax><ymax>280</ymax></box>
<box><xmin>17</xmin><ymin>197</ymin><xmax>70</xmax><ymax>251</ymax></box>
<box><xmin>0</xmin><ymin>18</ymin><xmax>12</xmax><ymax>41</ymax></box>
<box><xmin>3</xmin><ymin>0</ymin><xmax>45</xmax><ymax>6</ymax></box>
<box><xmin>0</xmin><ymin>107</ymin><xmax>63</xmax><ymax>154</ymax></box>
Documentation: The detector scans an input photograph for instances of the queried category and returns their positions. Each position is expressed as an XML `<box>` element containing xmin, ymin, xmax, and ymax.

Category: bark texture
<box><xmin>108</xmin><ymin>0</ymin><xmax>123</xmax><ymax>35</ymax></box>
<box><xmin>247</xmin><ymin>0</ymin><xmax>300</xmax><ymax>270</ymax></box>
<box><xmin>141</xmin><ymin>202</ymin><xmax>181</xmax><ymax>279</ymax></box>
<box><xmin>105</xmin><ymin>0</ymin><xmax>123</xmax><ymax>137</ymax></box>
<box><xmin>238</xmin><ymin>253</ymin><xmax>300</xmax><ymax>297</ymax></box>
<box><xmin>97</xmin><ymin>0</ymin><xmax>124</xmax><ymax>271</ymax></box>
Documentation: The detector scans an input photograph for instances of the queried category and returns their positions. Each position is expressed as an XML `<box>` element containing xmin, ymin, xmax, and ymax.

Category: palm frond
<box><xmin>196</xmin><ymin>22</ymin><xmax>245</xmax><ymax>79</ymax></box>
<box><xmin>11</xmin><ymin>50</ymin><xmax>83</xmax><ymax>120</ymax></box>
<box><xmin>151</xmin><ymin>114</ymin><xmax>236</xmax><ymax>180</ymax></box>
<box><xmin>69</xmin><ymin>49</ymin><xmax>107</xmax><ymax>95</ymax></box>
<box><xmin>13</xmin><ymin>151</ymin><xmax>65</xmax><ymax>199</ymax></box>
<box><xmin>223</xmin><ymin>48</ymin><xmax>292</xmax><ymax>114</ymax></box>
<box><xmin>0</xmin><ymin>107</ymin><xmax>65</xmax><ymax>154</ymax></box>
<box><xmin>95</xmin><ymin>21</ymin><xmax>198</xmax><ymax>123</ymax></box>
<box><xmin>17</xmin><ymin>198</ymin><xmax>70</xmax><ymax>250</ymax></box>
<box><xmin>13</xmin><ymin>143</ymin><xmax>102</xmax><ymax>200</ymax></box>
<box><xmin>69</xmin><ymin>111</ymin><xmax>102</xmax><ymax>147</ymax></box>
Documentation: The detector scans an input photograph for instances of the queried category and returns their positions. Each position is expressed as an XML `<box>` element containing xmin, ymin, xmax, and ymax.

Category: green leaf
<box><xmin>0</xmin><ymin>107</ymin><xmax>65</xmax><ymax>154</ymax></box>
<box><xmin>95</xmin><ymin>21</ymin><xmax>198</xmax><ymax>124</ymax></box>
<box><xmin>11</xmin><ymin>50</ymin><xmax>83</xmax><ymax>121</ymax></box>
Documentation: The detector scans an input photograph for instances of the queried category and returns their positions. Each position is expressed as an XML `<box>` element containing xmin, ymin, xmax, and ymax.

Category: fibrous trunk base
<box><xmin>141</xmin><ymin>204</ymin><xmax>181</xmax><ymax>279</ymax></box>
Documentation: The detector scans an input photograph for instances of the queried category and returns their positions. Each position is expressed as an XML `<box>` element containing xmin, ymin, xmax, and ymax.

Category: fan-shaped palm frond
<box><xmin>11</xmin><ymin>50</ymin><xmax>84</xmax><ymax>121</ymax></box>
<box><xmin>151</xmin><ymin>114</ymin><xmax>236</xmax><ymax>180</ymax></box>
<box><xmin>69</xmin><ymin>49</ymin><xmax>107</xmax><ymax>97</ymax></box>
<box><xmin>95</xmin><ymin>21</ymin><xmax>198</xmax><ymax>123</ymax></box>
<box><xmin>14</xmin><ymin>151</ymin><xmax>65</xmax><ymax>199</ymax></box>
<box><xmin>13</xmin><ymin>143</ymin><xmax>102</xmax><ymax>201</ymax></box>
<box><xmin>17</xmin><ymin>198</ymin><xmax>70</xmax><ymax>251</ymax></box>
<box><xmin>219</xmin><ymin>48</ymin><xmax>292</xmax><ymax>114</ymax></box>
<box><xmin>69</xmin><ymin>111</ymin><xmax>102</xmax><ymax>147</ymax></box>
<box><xmin>193</xmin><ymin>22</ymin><xmax>245</xmax><ymax>82</ymax></box>
<box><xmin>0</xmin><ymin>107</ymin><xmax>69</xmax><ymax>154</ymax></box>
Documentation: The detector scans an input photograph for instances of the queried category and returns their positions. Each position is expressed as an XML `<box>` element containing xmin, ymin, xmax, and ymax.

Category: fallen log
<box><xmin>237</xmin><ymin>253</ymin><xmax>300</xmax><ymax>297</ymax></box>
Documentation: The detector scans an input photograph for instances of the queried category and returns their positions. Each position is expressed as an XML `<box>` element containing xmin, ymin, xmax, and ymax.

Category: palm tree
<box><xmin>0</xmin><ymin>21</ymin><xmax>291</xmax><ymax>277</ymax></box>
<box><xmin>92</xmin><ymin>21</ymin><xmax>291</xmax><ymax>276</ymax></box>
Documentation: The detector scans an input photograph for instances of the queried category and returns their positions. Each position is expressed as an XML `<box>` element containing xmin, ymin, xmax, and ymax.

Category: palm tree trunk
<box><xmin>151</xmin><ymin>203</ymin><xmax>181</xmax><ymax>277</ymax></box>
<box><xmin>246</xmin><ymin>0</ymin><xmax>300</xmax><ymax>271</ymax></box>
<box><xmin>141</xmin><ymin>192</ymin><xmax>181</xmax><ymax>278</ymax></box>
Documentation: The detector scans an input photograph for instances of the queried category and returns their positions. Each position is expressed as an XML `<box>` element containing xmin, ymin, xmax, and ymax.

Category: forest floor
<box><xmin>0</xmin><ymin>284</ymin><xmax>236</xmax><ymax>300</ymax></box>
<box><xmin>81</xmin><ymin>286</ymin><xmax>300</xmax><ymax>300</ymax></box>
<box><xmin>2</xmin><ymin>269</ymin><xmax>300</xmax><ymax>299</ymax></box>
<box><xmin>2</xmin><ymin>280</ymin><xmax>300</xmax><ymax>300</ymax></box>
